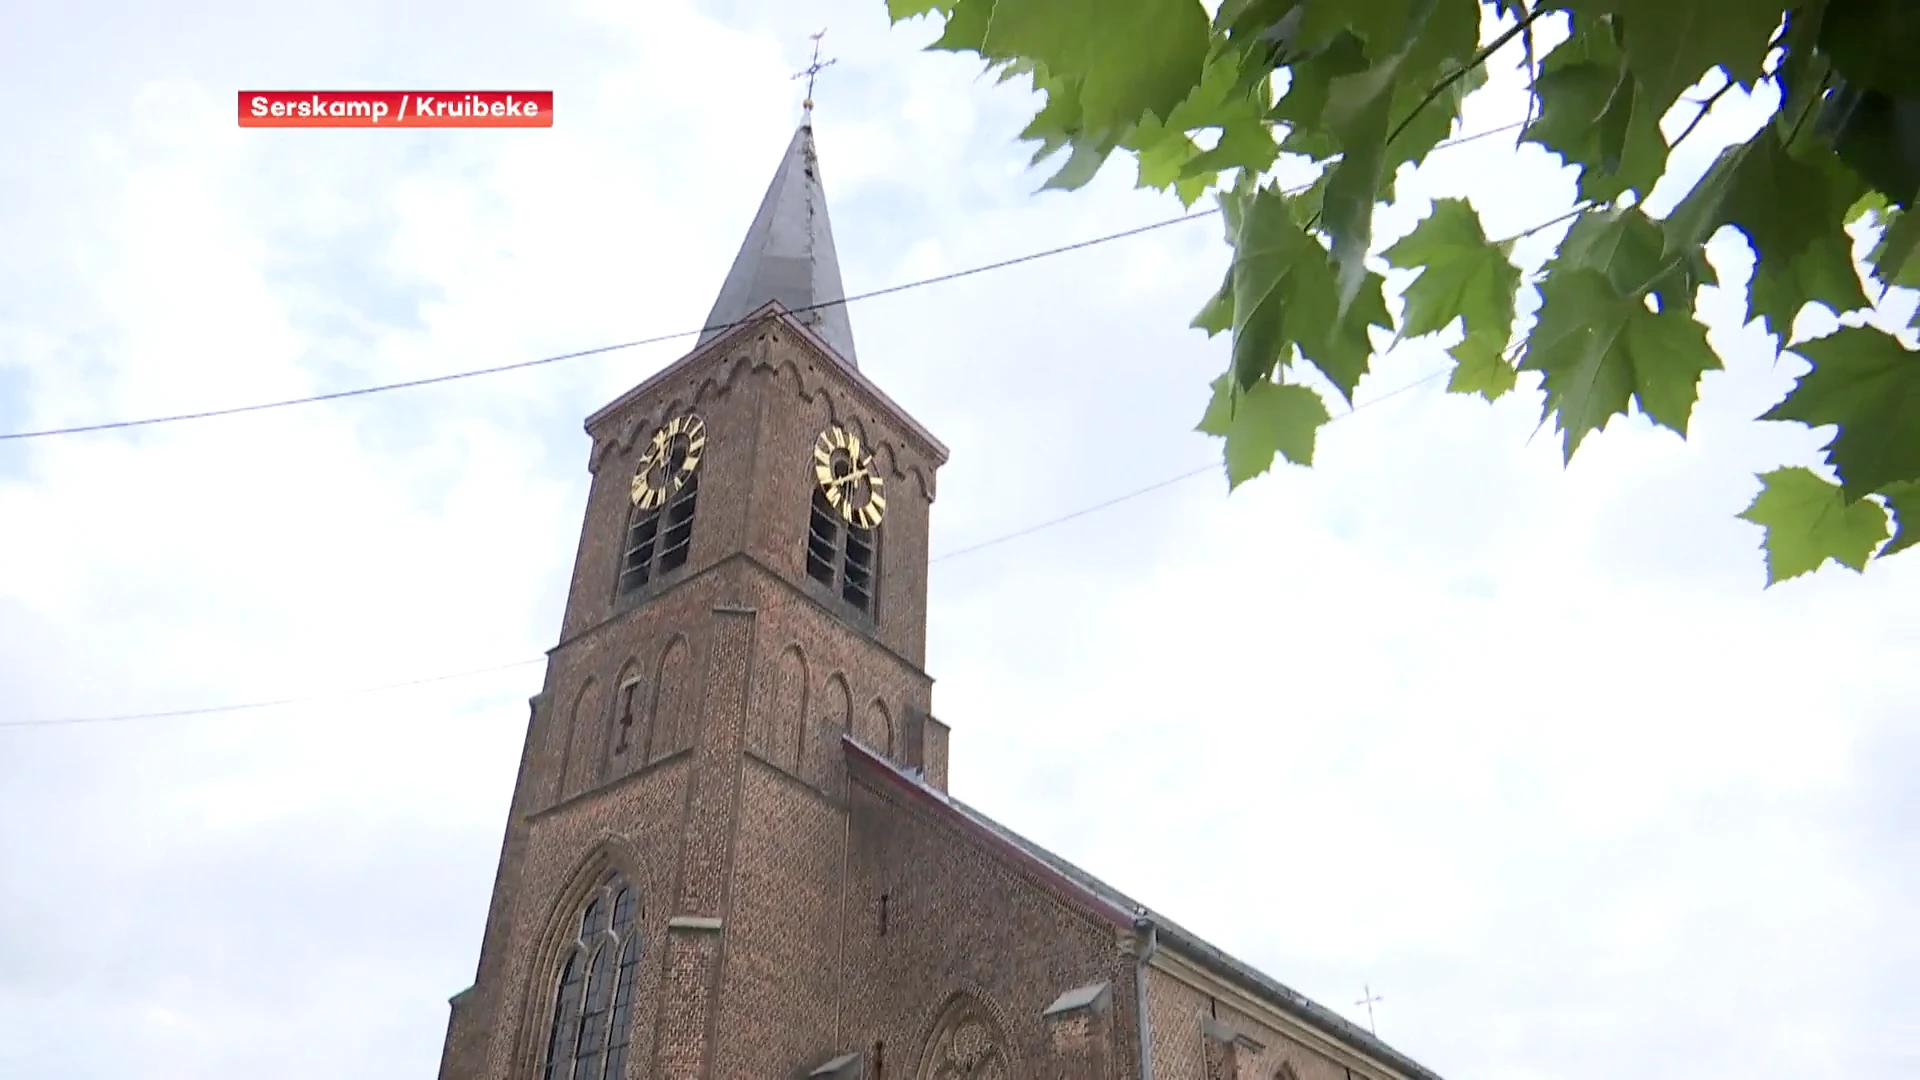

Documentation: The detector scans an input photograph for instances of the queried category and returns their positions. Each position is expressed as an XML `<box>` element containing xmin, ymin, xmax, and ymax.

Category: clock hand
<box><xmin>825</xmin><ymin>466</ymin><xmax>870</xmax><ymax>490</ymax></box>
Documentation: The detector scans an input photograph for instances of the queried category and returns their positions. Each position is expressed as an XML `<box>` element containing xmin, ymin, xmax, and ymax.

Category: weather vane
<box><xmin>792</xmin><ymin>28</ymin><xmax>837</xmax><ymax>115</ymax></box>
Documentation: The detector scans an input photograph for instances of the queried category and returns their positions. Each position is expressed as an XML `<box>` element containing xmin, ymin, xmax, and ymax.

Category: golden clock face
<box><xmin>813</xmin><ymin>423</ymin><xmax>886</xmax><ymax>529</ymax></box>
<box><xmin>629</xmin><ymin>414</ymin><xmax>706</xmax><ymax>509</ymax></box>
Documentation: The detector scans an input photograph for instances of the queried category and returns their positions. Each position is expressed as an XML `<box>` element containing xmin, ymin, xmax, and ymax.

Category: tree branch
<box><xmin>1385</xmin><ymin>4</ymin><xmax>1550</xmax><ymax>149</ymax></box>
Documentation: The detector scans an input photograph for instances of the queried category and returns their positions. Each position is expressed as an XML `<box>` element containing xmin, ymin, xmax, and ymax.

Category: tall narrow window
<box><xmin>619</xmin><ymin>413</ymin><xmax>705</xmax><ymax>595</ymax></box>
<box><xmin>802</xmin><ymin>487</ymin><xmax>879</xmax><ymax>616</ymax></box>
<box><xmin>544</xmin><ymin>872</ymin><xmax>643</xmax><ymax>1080</ymax></box>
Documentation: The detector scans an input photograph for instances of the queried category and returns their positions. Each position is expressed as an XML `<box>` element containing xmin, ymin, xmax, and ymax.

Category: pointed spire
<box><xmin>696</xmin><ymin>121</ymin><xmax>859</xmax><ymax>367</ymax></box>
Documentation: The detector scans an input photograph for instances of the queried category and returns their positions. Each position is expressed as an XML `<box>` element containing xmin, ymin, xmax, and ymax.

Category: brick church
<box><xmin>435</xmin><ymin>117</ymin><xmax>1446</xmax><ymax>1080</ymax></box>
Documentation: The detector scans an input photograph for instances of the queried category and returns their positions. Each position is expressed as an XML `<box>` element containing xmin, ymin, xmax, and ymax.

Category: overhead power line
<box><xmin>0</xmin><ymin>363</ymin><xmax>1450</xmax><ymax>732</ymax></box>
<box><xmin>0</xmin><ymin>122</ymin><xmax>1525</xmax><ymax>443</ymax></box>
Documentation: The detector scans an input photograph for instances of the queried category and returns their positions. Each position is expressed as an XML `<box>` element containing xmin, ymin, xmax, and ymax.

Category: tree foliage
<box><xmin>883</xmin><ymin>0</ymin><xmax>1920</xmax><ymax>585</ymax></box>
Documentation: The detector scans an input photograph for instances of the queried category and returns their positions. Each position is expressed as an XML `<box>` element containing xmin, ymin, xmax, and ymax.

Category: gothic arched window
<box><xmin>542</xmin><ymin>873</ymin><xmax>643</xmax><ymax>1080</ymax></box>
<box><xmin>804</xmin><ymin>487</ymin><xmax>878</xmax><ymax>615</ymax></box>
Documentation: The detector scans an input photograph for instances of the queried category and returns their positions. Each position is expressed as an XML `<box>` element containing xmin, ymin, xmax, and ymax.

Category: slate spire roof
<box><xmin>697</xmin><ymin>121</ymin><xmax>859</xmax><ymax>367</ymax></box>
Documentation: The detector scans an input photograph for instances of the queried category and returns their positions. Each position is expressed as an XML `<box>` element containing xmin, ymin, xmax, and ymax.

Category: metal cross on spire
<box><xmin>792</xmin><ymin>28</ymin><xmax>838</xmax><ymax>115</ymax></box>
<box><xmin>1355</xmin><ymin>985</ymin><xmax>1384</xmax><ymax>1036</ymax></box>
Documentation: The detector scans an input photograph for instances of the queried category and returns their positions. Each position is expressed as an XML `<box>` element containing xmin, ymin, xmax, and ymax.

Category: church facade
<box><xmin>435</xmin><ymin>120</ymin><xmax>1445</xmax><ymax>1080</ymax></box>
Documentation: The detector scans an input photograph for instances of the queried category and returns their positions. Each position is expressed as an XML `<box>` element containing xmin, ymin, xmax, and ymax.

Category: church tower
<box><xmin>438</xmin><ymin>91</ymin><xmax>1449</xmax><ymax>1080</ymax></box>
<box><xmin>437</xmin><ymin>117</ymin><xmax>952</xmax><ymax>1080</ymax></box>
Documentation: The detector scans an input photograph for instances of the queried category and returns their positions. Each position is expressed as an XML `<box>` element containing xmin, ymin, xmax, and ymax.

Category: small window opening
<box><xmin>614</xmin><ymin>680</ymin><xmax>640</xmax><ymax>755</ymax></box>
<box><xmin>658</xmin><ymin>469</ymin><xmax>698</xmax><ymax>573</ymax></box>
<box><xmin>806</xmin><ymin>488</ymin><xmax>839</xmax><ymax>586</ymax></box>
<box><xmin>873</xmin><ymin>1041</ymin><xmax>885</xmax><ymax>1079</ymax></box>
<box><xmin>842</xmin><ymin>525</ymin><xmax>874</xmax><ymax>611</ymax></box>
<box><xmin>619</xmin><ymin>455</ymin><xmax>699</xmax><ymax>596</ymax></box>
<box><xmin>802</xmin><ymin>488</ymin><xmax>878</xmax><ymax>617</ymax></box>
<box><xmin>878</xmin><ymin>892</ymin><xmax>889</xmax><ymax>937</ymax></box>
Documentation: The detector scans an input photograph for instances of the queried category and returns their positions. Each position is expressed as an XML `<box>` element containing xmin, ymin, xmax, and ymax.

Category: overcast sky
<box><xmin>1</xmin><ymin>2</ymin><xmax>1915</xmax><ymax>1078</ymax></box>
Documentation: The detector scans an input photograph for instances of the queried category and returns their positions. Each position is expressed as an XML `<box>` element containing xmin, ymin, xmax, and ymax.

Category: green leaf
<box><xmin>1384</xmin><ymin>61</ymin><xmax>1488</xmax><ymax>180</ymax></box>
<box><xmin>1299</xmin><ymin>270</ymin><xmax>1391</xmax><ymax>402</ymax></box>
<box><xmin>928</xmin><ymin>0</ymin><xmax>993</xmax><ymax>50</ymax></box>
<box><xmin>1180</xmin><ymin>121</ymin><xmax>1282</xmax><ymax>184</ymax></box>
<box><xmin>1520</xmin><ymin>268</ymin><xmax>1722</xmax><ymax>459</ymax></box>
<box><xmin>1847</xmin><ymin>188</ymin><xmax>1891</xmax><ymax>227</ymax></box>
<box><xmin>1447</xmin><ymin>330</ymin><xmax>1518</xmax><ymax>401</ymax></box>
<box><xmin>1602</xmin><ymin>0</ymin><xmax>1789</xmax><ymax>120</ymax></box>
<box><xmin>1883</xmin><ymin>481</ymin><xmax>1920</xmax><ymax>555</ymax></box>
<box><xmin>1125</xmin><ymin>43</ymin><xmax>1279</xmax><ymax>202</ymax></box>
<box><xmin>1737</xmin><ymin>466</ymin><xmax>1892</xmax><ymax>583</ymax></box>
<box><xmin>1270</xmin><ymin>30</ymin><xmax>1370</xmax><ymax>160</ymax></box>
<box><xmin>1018</xmin><ymin>68</ymin><xmax>1084</xmax><ymax>166</ymax></box>
<box><xmin>886</xmin><ymin>0</ymin><xmax>955</xmax><ymax>19</ymax></box>
<box><xmin>1193</xmin><ymin>268</ymin><xmax>1235</xmax><ymax>337</ymax></box>
<box><xmin>1764</xmin><ymin>327</ymin><xmax>1920</xmax><ymax>499</ymax></box>
<box><xmin>1522</xmin><ymin>19</ymin><xmax>1668</xmax><ymax>203</ymax></box>
<box><xmin>1664</xmin><ymin>131</ymin><xmax>1871</xmax><ymax>339</ymax></box>
<box><xmin>1870</xmin><ymin>199</ymin><xmax>1920</xmax><ymax>288</ymax></box>
<box><xmin>981</xmin><ymin>0</ymin><xmax>1211</xmax><ymax>131</ymax></box>
<box><xmin>1400</xmin><ymin>0</ymin><xmax>1482</xmax><ymax>80</ymax></box>
<box><xmin>1559</xmin><ymin>206</ymin><xmax>1713</xmax><ymax>315</ymax></box>
<box><xmin>1134</xmin><ymin>124</ymin><xmax>1203</xmax><ymax>190</ymax></box>
<box><xmin>1819</xmin><ymin>0</ymin><xmax>1920</xmax><ymax>98</ymax></box>
<box><xmin>1228</xmin><ymin>183</ymin><xmax>1335</xmax><ymax>389</ymax></box>
<box><xmin>1321</xmin><ymin>56</ymin><xmax>1404</xmax><ymax>318</ymax></box>
<box><xmin>1382</xmin><ymin>197</ymin><xmax>1520</xmax><ymax>341</ymax></box>
<box><xmin>1197</xmin><ymin>374</ymin><xmax>1332</xmax><ymax>486</ymax></box>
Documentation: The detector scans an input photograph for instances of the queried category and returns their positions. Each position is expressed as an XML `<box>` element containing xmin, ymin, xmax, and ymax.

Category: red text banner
<box><xmin>238</xmin><ymin>91</ymin><xmax>552</xmax><ymax>128</ymax></box>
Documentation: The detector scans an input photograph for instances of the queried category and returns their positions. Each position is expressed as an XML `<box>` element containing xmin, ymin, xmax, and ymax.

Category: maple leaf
<box><xmin>982</xmin><ymin>0</ymin><xmax>1210</xmax><ymax>132</ymax></box>
<box><xmin>1192</xmin><ymin>268</ymin><xmax>1235</xmax><ymax>337</ymax></box>
<box><xmin>1765</xmin><ymin>327</ymin><xmax>1920</xmax><ymax>500</ymax></box>
<box><xmin>886</xmin><ymin>0</ymin><xmax>955</xmax><ymax>18</ymax></box>
<box><xmin>1382</xmin><ymin>197</ymin><xmax>1519</xmax><ymax>342</ymax></box>
<box><xmin>1596</xmin><ymin>0</ymin><xmax>1789</xmax><ymax>121</ymax></box>
<box><xmin>1298</xmin><ymin>269</ymin><xmax>1392</xmax><ymax>403</ymax></box>
<box><xmin>1665</xmin><ymin>130</ymin><xmax>1870</xmax><ymax>340</ymax></box>
<box><xmin>1197</xmin><ymin>374</ymin><xmax>1332</xmax><ymax>486</ymax></box>
<box><xmin>1520</xmin><ymin>268</ymin><xmax>1722</xmax><ymax>460</ymax></box>
<box><xmin>1447</xmin><ymin>330</ymin><xmax>1518</xmax><ymax>402</ymax></box>
<box><xmin>1224</xmin><ymin>182</ymin><xmax>1340</xmax><ymax>390</ymax></box>
<box><xmin>1522</xmin><ymin>16</ymin><xmax>1667</xmax><ymax>204</ymax></box>
<box><xmin>1557</xmin><ymin>206</ymin><xmax>1715</xmax><ymax>316</ymax></box>
<box><xmin>1738</xmin><ymin>467</ymin><xmax>1891</xmax><ymax>584</ymax></box>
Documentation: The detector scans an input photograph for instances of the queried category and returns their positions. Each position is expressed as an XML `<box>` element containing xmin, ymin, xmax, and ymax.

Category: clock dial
<box><xmin>813</xmin><ymin>423</ymin><xmax>886</xmax><ymax>530</ymax></box>
<box><xmin>629</xmin><ymin>414</ymin><xmax>706</xmax><ymax>509</ymax></box>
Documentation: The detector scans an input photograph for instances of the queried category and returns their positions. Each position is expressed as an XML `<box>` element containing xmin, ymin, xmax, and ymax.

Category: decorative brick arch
<box><xmin>915</xmin><ymin>992</ymin><xmax>1015</xmax><ymax>1080</ymax></box>
<box><xmin>858</xmin><ymin>697</ymin><xmax>894</xmax><ymax>760</ymax></box>
<box><xmin>649</xmin><ymin>635</ymin><xmax>695</xmax><ymax>760</ymax></box>
<box><xmin>602</xmin><ymin>656</ymin><xmax>645</xmax><ymax>783</ymax></box>
<box><xmin>807</xmin><ymin>673</ymin><xmax>854</xmax><ymax>788</ymax></box>
<box><xmin>561</xmin><ymin>676</ymin><xmax>604</xmax><ymax>801</ymax></box>
<box><xmin>749</xmin><ymin>642</ymin><xmax>807</xmax><ymax>773</ymax></box>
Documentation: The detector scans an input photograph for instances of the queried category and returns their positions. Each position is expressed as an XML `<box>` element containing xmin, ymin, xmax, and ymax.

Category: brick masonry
<box><xmin>436</xmin><ymin>309</ymin><xmax>1435</xmax><ymax>1080</ymax></box>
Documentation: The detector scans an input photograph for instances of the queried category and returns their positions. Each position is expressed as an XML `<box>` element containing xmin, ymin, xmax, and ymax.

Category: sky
<box><xmin>0</xmin><ymin>2</ymin><xmax>1914</xmax><ymax>1078</ymax></box>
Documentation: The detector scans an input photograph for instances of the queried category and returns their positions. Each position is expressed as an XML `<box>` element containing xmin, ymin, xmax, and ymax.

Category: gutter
<box><xmin>1133</xmin><ymin>914</ymin><xmax>1158</xmax><ymax>1080</ymax></box>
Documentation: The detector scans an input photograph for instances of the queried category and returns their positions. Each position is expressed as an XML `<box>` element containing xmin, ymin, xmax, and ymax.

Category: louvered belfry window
<box><xmin>619</xmin><ymin>468</ymin><xmax>699</xmax><ymax>594</ymax></box>
<box><xmin>804</xmin><ymin>487</ymin><xmax>877</xmax><ymax>615</ymax></box>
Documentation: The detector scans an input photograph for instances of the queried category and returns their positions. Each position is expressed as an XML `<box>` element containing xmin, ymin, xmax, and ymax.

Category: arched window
<box><xmin>543</xmin><ymin>873</ymin><xmax>642</xmax><ymax>1080</ymax></box>
<box><xmin>619</xmin><ymin>460</ymin><xmax>699</xmax><ymax>594</ymax></box>
<box><xmin>804</xmin><ymin>487</ymin><xmax>878</xmax><ymax>615</ymax></box>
